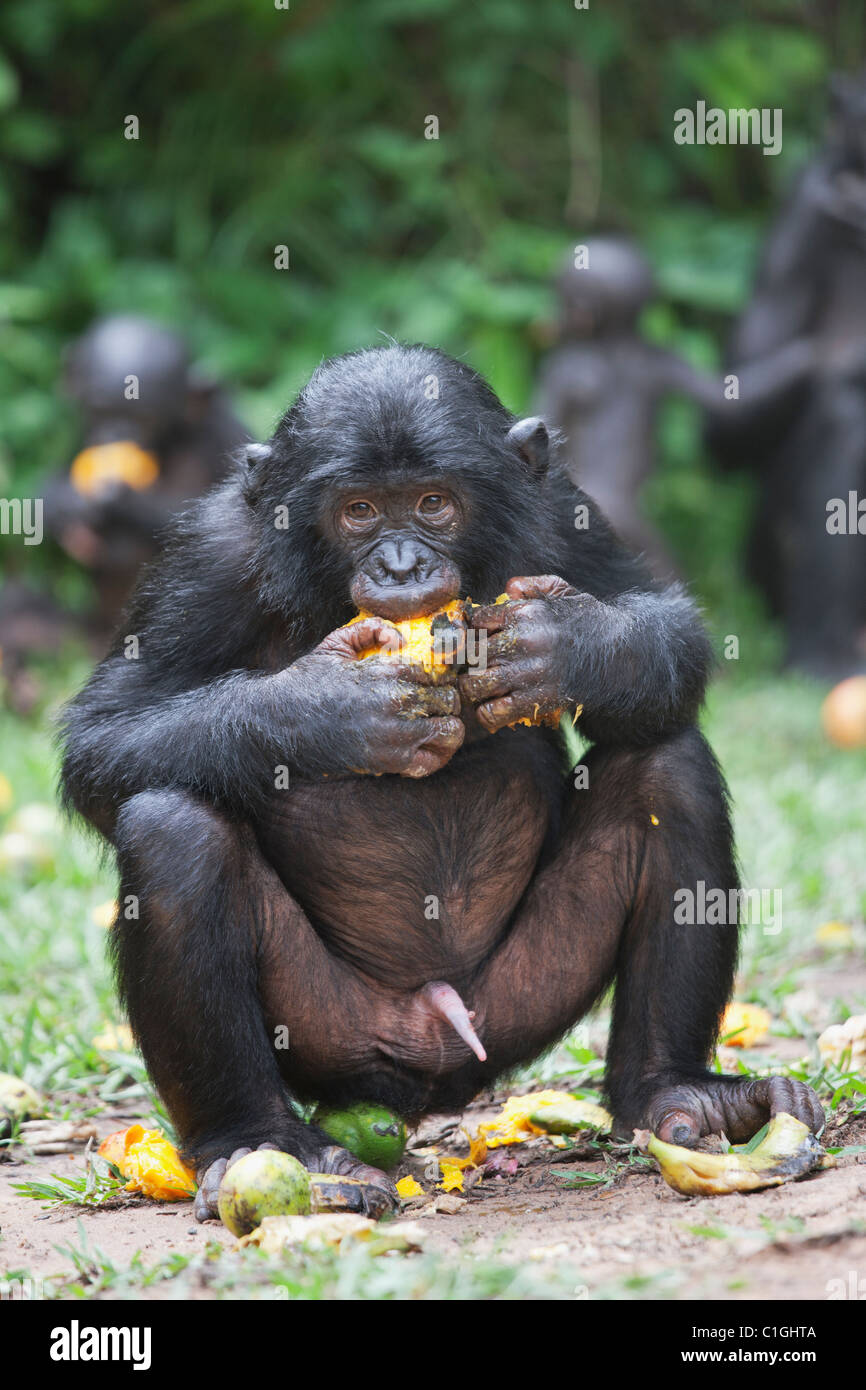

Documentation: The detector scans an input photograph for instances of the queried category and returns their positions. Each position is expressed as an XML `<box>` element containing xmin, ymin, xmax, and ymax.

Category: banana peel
<box><xmin>640</xmin><ymin>1112</ymin><xmax>826</xmax><ymax>1197</ymax></box>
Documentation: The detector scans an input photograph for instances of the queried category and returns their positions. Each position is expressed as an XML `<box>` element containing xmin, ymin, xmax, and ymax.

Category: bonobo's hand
<box><xmin>287</xmin><ymin>617</ymin><xmax>464</xmax><ymax>777</ymax></box>
<box><xmin>460</xmin><ymin>575</ymin><xmax>580</xmax><ymax>734</ymax></box>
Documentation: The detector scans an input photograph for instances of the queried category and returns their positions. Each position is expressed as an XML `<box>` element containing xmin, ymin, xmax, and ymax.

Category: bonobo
<box><xmin>61</xmin><ymin>345</ymin><xmax>823</xmax><ymax>1220</ymax></box>
<box><xmin>45</xmin><ymin>315</ymin><xmax>248</xmax><ymax>636</ymax></box>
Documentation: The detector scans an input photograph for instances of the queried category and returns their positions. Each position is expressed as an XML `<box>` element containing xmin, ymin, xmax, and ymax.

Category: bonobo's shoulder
<box><xmin>116</xmin><ymin>477</ymin><xmax>264</xmax><ymax>644</ymax></box>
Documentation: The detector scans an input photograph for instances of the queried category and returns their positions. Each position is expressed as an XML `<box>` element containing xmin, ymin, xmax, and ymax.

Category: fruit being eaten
<box><xmin>350</xmin><ymin>595</ymin><xmax>566</xmax><ymax>728</ymax></box>
<box><xmin>349</xmin><ymin>601</ymin><xmax>465</xmax><ymax>674</ymax></box>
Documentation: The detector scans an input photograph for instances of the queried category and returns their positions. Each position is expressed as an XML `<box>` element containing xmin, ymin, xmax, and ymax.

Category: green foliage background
<box><xmin>0</xmin><ymin>0</ymin><xmax>861</xmax><ymax>616</ymax></box>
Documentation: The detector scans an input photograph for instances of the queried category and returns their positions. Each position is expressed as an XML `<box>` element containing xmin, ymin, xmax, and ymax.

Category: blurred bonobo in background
<box><xmin>709</xmin><ymin>72</ymin><xmax>866</xmax><ymax>680</ymax></box>
<box><xmin>535</xmin><ymin>237</ymin><xmax>724</xmax><ymax>581</ymax></box>
<box><xmin>1</xmin><ymin>316</ymin><xmax>248</xmax><ymax>708</ymax></box>
<box><xmin>45</xmin><ymin>314</ymin><xmax>248</xmax><ymax>634</ymax></box>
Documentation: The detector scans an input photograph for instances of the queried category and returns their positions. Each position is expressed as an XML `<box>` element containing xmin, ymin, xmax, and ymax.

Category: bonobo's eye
<box><xmin>416</xmin><ymin>492</ymin><xmax>455</xmax><ymax>523</ymax></box>
<box><xmin>341</xmin><ymin>499</ymin><xmax>379</xmax><ymax>531</ymax></box>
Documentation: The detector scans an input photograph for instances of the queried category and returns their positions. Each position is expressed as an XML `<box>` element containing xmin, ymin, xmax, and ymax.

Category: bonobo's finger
<box><xmin>459</xmin><ymin>663</ymin><xmax>513</xmax><ymax>704</ymax></box>
<box><xmin>752</xmin><ymin>1076</ymin><xmax>825</xmax><ymax>1135</ymax></box>
<box><xmin>503</xmin><ymin>574</ymin><xmax>578</xmax><ymax>601</ymax></box>
<box><xmin>194</xmin><ymin>1157</ymin><xmax>229</xmax><ymax>1221</ymax></box>
<box><xmin>401</xmin><ymin>717</ymin><xmax>465</xmax><ymax>778</ymax></box>
<box><xmin>475</xmin><ymin>694</ymin><xmax>529</xmax><ymax>733</ymax></box>
<box><xmin>396</xmin><ymin>682</ymin><xmax>461</xmax><ymax>718</ymax></box>
<box><xmin>421</xmin><ymin>980</ymin><xmax>487</xmax><ymax>1061</ymax></box>
<box><xmin>227</xmin><ymin>1146</ymin><xmax>253</xmax><ymax>1168</ymax></box>
<box><xmin>466</xmin><ymin>601</ymin><xmax>516</xmax><ymax>635</ymax></box>
<box><xmin>317</xmin><ymin>617</ymin><xmax>401</xmax><ymax>660</ymax></box>
<box><xmin>390</xmin><ymin>659</ymin><xmax>459</xmax><ymax>688</ymax></box>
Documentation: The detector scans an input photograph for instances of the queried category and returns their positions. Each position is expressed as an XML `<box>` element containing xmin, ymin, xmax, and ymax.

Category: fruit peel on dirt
<box><xmin>638</xmin><ymin>1112</ymin><xmax>825</xmax><ymax>1197</ymax></box>
<box><xmin>238</xmin><ymin>1213</ymin><xmax>426</xmax><ymax>1255</ymax></box>
<box><xmin>98</xmin><ymin>1125</ymin><xmax>196</xmax><ymax>1200</ymax></box>
<box><xmin>477</xmin><ymin>1089</ymin><xmax>612</xmax><ymax>1148</ymax></box>
<box><xmin>308</xmin><ymin>1172</ymin><xmax>379</xmax><ymax>1214</ymax></box>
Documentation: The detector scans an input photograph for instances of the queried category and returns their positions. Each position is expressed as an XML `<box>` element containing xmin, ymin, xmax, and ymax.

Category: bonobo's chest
<box><xmin>256</xmin><ymin>733</ymin><xmax>564</xmax><ymax>990</ymax></box>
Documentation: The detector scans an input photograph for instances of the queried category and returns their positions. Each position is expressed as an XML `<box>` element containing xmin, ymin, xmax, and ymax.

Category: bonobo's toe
<box><xmin>194</xmin><ymin>1158</ymin><xmax>229</xmax><ymax>1221</ymax></box>
<box><xmin>193</xmin><ymin>1141</ymin><xmax>281</xmax><ymax>1222</ymax></box>
<box><xmin>318</xmin><ymin>1144</ymin><xmax>399</xmax><ymax>1218</ymax></box>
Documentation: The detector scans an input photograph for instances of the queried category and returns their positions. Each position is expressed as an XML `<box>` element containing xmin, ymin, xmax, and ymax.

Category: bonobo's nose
<box><xmin>374</xmin><ymin>540</ymin><xmax>427</xmax><ymax>584</ymax></box>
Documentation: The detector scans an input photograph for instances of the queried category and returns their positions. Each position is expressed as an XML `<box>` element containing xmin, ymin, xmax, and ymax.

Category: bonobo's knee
<box><xmin>114</xmin><ymin>789</ymin><xmax>235</xmax><ymax>899</ymax></box>
<box><xmin>590</xmin><ymin>726</ymin><xmax>725</xmax><ymax>810</ymax></box>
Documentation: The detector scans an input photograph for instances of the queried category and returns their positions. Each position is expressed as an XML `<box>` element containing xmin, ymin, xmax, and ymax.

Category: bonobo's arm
<box><xmin>461</xmin><ymin>496</ymin><xmax>712</xmax><ymax>746</ymax></box>
<box><xmin>61</xmin><ymin>490</ymin><xmax>462</xmax><ymax>835</ymax></box>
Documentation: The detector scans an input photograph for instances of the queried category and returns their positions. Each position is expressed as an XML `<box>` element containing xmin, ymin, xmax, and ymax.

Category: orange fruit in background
<box><xmin>70</xmin><ymin>441</ymin><xmax>160</xmax><ymax>497</ymax></box>
<box><xmin>721</xmin><ymin>1000</ymin><xmax>771</xmax><ymax>1048</ymax></box>
<box><xmin>821</xmin><ymin>675</ymin><xmax>866</xmax><ymax>749</ymax></box>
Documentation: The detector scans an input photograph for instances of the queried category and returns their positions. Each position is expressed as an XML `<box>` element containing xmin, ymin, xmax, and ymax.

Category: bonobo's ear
<box><xmin>243</xmin><ymin>442</ymin><xmax>272</xmax><ymax>470</ymax></box>
<box><xmin>505</xmin><ymin>417</ymin><xmax>549</xmax><ymax>477</ymax></box>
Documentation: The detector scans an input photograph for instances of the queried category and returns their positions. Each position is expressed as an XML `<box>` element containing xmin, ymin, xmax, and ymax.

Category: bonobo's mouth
<box><xmin>350</xmin><ymin>569</ymin><xmax>461</xmax><ymax>622</ymax></box>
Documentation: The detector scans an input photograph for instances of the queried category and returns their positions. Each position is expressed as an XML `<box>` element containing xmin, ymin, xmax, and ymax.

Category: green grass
<box><xmin>1</xmin><ymin>634</ymin><xmax>865</xmax><ymax>1298</ymax></box>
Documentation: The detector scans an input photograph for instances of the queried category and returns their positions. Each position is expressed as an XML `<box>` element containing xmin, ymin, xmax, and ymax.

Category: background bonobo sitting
<box><xmin>60</xmin><ymin>344</ymin><xmax>823</xmax><ymax>1221</ymax></box>
<box><xmin>44</xmin><ymin>314</ymin><xmax>248</xmax><ymax>637</ymax></box>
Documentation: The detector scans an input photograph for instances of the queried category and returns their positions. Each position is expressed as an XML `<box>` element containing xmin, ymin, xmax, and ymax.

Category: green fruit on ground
<box><xmin>217</xmin><ymin>1150</ymin><xmax>312</xmax><ymax>1236</ymax></box>
<box><xmin>315</xmin><ymin>1102</ymin><xmax>407</xmax><ymax>1170</ymax></box>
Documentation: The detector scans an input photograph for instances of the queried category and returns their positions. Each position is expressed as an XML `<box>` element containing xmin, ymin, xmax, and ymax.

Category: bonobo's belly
<box><xmin>256</xmin><ymin>733</ymin><xmax>564</xmax><ymax>991</ymax></box>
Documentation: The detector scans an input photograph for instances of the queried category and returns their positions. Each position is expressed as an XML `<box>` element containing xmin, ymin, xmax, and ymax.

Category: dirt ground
<box><xmin>2</xmin><ymin>1088</ymin><xmax>864</xmax><ymax>1301</ymax></box>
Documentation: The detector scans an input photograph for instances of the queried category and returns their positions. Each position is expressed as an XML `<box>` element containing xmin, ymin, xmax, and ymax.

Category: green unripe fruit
<box><xmin>315</xmin><ymin>1102</ymin><xmax>407</xmax><ymax>1170</ymax></box>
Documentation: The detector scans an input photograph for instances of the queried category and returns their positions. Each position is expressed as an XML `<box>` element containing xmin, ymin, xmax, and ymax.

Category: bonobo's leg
<box><xmin>113</xmin><ymin>789</ymin><xmax>398</xmax><ymax>1220</ymax></box>
<box><xmin>597</xmin><ymin>730</ymin><xmax>822</xmax><ymax>1142</ymax></box>
<box><xmin>435</xmin><ymin>728</ymin><xmax>823</xmax><ymax>1139</ymax></box>
<box><xmin>782</xmin><ymin>385</ymin><xmax>866</xmax><ymax>679</ymax></box>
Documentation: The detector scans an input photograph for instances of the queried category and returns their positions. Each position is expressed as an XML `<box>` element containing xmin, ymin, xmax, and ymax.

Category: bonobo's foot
<box><xmin>194</xmin><ymin>1139</ymin><xmax>398</xmax><ymax>1223</ymax></box>
<box><xmin>637</xmin><ymin>1075</ymin><xmax>824</xmax><ymax>1147</ymax></box>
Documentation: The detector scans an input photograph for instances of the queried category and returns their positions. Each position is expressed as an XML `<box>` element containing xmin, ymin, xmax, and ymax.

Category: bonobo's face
<box><xmin>323</xmin><ymin>478</ymin><xmax>463</xmax><ymax>620</ymax></box>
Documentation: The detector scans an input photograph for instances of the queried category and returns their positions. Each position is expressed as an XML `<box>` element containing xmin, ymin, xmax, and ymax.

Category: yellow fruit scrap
<box><xmin>91</xmin><ymin>1021</ymin><xmax>135</xmax><ymax>1052</ymax></box>
<box><xmin>507</xmin><ymin>706</ymin><xmax>564</xmax><ymax>730</ymax></box>
<box><xmin>720</xmin><ymin>1001</ymin><xmax>771</xmax><ymax>1048</ymax></box>
<box><xmin>817</xmin><ymin>1014</ymin><xmax>866</xmax><ymax>1072</ymax></box>
<box><xmin>438</xmin><ymin>1161</ymin><xmax>465</xmax><ymax>1193</ymax></box>
<box><xmin>92</xmin><ymin>899</ymin><xmax>119</xmax><ymax>929</ymax></box>
<box><xmin>396</xmin><ymin>1175</ymin><xmax>424</xmax><ymax>1199</ymax></box>
<box><xmin>70</xmin><ymin>442</ymin><xmax>160</xmax><ymax>497</ymax></box>
<box><xmin>97</xmin><ymin>1125</ymin><xmax>196</xmax><ymax>1200</ymax></box>
<box><xmin>475</xmin><ymin>1089</ymin><xmax>612</xmax><ymax>1148</ymax></box>
<box><xmin>816</xmin><ymin>921</ymin><xmax>855</xmax><ymax>947</ymax></box>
